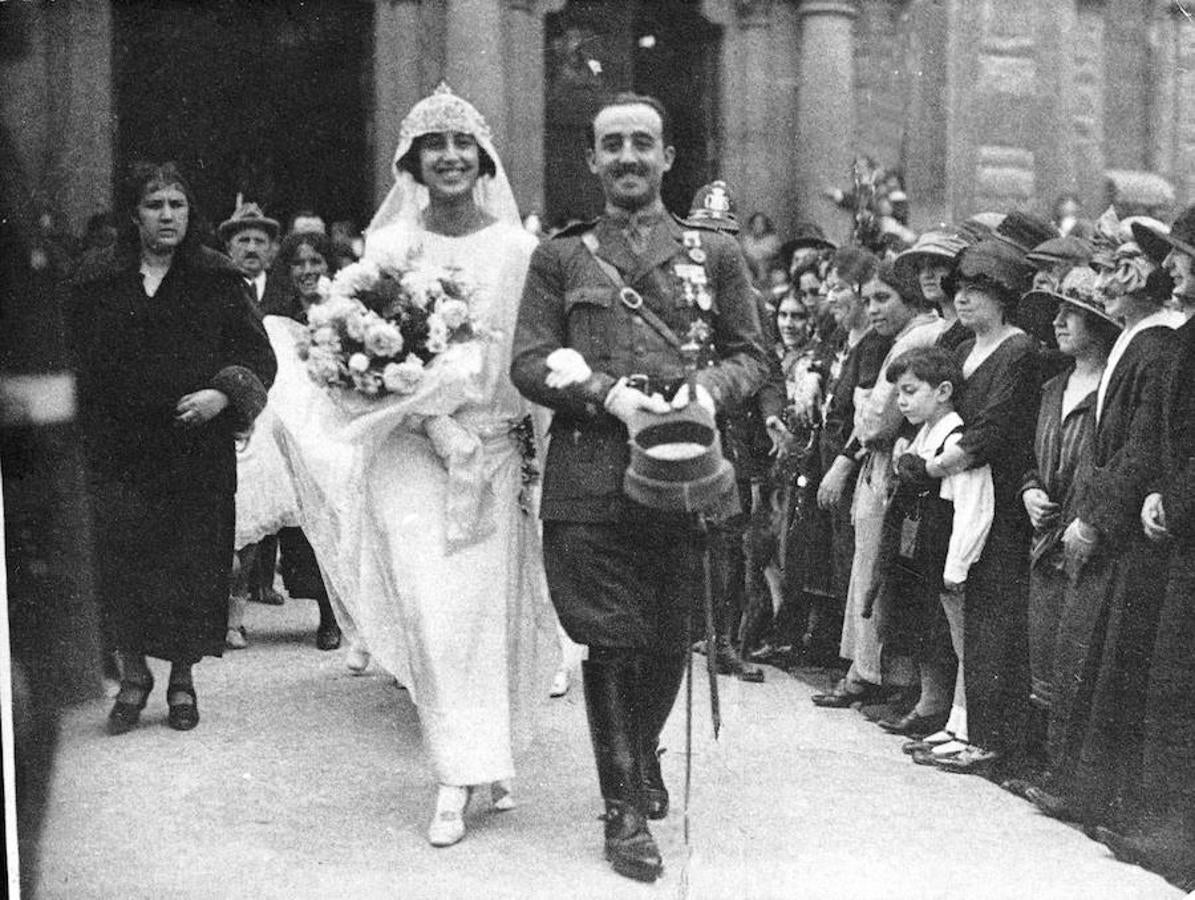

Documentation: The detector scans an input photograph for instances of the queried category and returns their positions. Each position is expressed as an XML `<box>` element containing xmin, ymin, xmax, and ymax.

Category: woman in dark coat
<box><xmin>1032</xmin><ymin>239</ymin><xmax>1178</xmax><ymax>826</ymax></box>
<box><xmin>70</xmin><ymin>162</ymin><xmax>275</xmax><ymax>733</ymax></box>
<box><xmin>923</xmin><ymin>238</ymin><xmax>1041</xmax><ymax>772</ymax></box>
<box><xmin>1009</xmin><ymin>269</ymin><xmax>1117</xmax><ymax>784</ymax></box>
<box><xmin>1089</xmin><ymin>212</ymin><xmax>1195</xmax><ymax>888</ymax></box>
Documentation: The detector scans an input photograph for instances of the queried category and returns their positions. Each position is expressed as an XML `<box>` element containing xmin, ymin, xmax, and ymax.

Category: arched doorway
<box><xmin>112</xmin><ymin>0</ymin><xmax>372</xmax><ymax>237</ymax></box>
<box><xmin>543</xmin><ymin>0</ymin><xmax>722</xmax><ymax>229</ymax></box>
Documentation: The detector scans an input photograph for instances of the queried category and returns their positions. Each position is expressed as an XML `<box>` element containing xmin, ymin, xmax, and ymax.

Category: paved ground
<box><xmin>31</xmin><ymin>597</ymin><xmax>1183</xmax><ymax>899</ymax></box>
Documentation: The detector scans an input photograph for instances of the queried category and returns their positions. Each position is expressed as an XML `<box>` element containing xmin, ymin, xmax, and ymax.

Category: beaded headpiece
<box><xmin>397</xmin><ymin>82</ymin><xmax>492</xmax><ymax>147</ymax></box>
<box><xmin>365</xmin><ymin>82</ymin><xmax>518</xmax><ymax>240</ymax></box>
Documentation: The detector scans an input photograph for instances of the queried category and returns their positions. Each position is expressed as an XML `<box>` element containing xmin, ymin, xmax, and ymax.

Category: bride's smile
<box><xmin>420</xmin><ymin>131</ymin><xmax>481</xmax><ymax>200</ymax></box>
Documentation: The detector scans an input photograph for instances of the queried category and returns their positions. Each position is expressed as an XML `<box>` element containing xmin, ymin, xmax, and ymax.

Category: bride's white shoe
<box><xmin>427</xmin><ymin>785</ymin><xmax>470</xmax><ymax>847</ymax></box>
<box><xmin>345</xmin><ymin>645</ymin><xmax>370</xmax><ymax>675</ymax></box>
<box><xmin>549</xmin><ymin>667</ymin><xmax>570</xmax><ymax>698</ymax></box>
<box><xmin>490</xmin><ymin>780</ymin><xmax>517</xmax><ymax>811</ymax></box>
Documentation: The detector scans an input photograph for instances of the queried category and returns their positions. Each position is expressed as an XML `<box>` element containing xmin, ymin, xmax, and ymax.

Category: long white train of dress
<box><xmin>276</xmin><ymin>221</ymin><xmax>547</xmax><ymax>785</ymax></box>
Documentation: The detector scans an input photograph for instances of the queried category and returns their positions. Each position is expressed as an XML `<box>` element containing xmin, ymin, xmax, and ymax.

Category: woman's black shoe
<box><xmin>167</xmin><ymin>685</ymin><xmax>200</xmax><ymax>731</ymax></box>
<box><xmin>811</xmin><ymin>679</ymin><xmax>886</xmax><ymax>708</ymax></box>
<box><xmin>878</xmin><ymin>709</ymin><xmax>949</xmax><ymax>737</ymax></box>
<box><xmin>603</xmin><ymin>800</ymin><xmax>663</xmax><ymax>882</ymax></box>
<box><xmin>316</xmin><ymin>621</ymin><xmax>342</xmax><ymax>651</ymax></box>
<box><xmin>107</xmin><ymin>676</ymin><xmax>153</xmax><ymax>736</ymax></box>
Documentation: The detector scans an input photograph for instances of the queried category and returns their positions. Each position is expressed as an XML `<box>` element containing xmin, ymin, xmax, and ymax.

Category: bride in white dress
<box><xmin>287</xmin><ymin>85</ymin><xmax>546</xmax><ymax>847</ymax></box>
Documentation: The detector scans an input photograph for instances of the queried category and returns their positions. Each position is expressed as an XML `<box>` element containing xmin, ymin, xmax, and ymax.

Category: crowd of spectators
<box><xmin>718</xmin><ymin>176</ymin><xmax>1195</xmax><ymax>891</ymax></box>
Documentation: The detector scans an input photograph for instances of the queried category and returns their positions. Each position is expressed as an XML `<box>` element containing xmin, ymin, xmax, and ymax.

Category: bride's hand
<box><xmin>424</xmin><ymin>415</ymin><xmax>477</xmax><ymax>461</ymax></box>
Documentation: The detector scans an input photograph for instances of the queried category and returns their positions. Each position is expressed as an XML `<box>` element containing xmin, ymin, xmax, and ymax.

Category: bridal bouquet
<box><xmin>299</xmin><ymin>253</ymin><xmax>484</xmax><ymax>398</ymax></box>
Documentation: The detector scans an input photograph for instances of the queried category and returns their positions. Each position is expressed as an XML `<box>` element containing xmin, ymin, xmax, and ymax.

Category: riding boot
<box><xmin>582</xmin><ymin>651</ymin><xmax>663</xmax><ymax>883</ymax></box>
<box><xmin>634</xmin><ymin>650</ymin><xmax>687</xmax><ymax>819</ymax></box>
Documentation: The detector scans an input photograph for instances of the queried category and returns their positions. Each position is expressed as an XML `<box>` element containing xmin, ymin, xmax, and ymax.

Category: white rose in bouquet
<box><xmin>381</xmin><ymin>355</ymin><xmax>425</xmax><ymax>395</ymax></box>
<box><xmin>344</xmin><ymin>306</ymin><xmax>371</xmax><ymax>341</ymax></box>
<box><xmin>400</xmin><ymin>268</ymin><xmax>448</xmax><ymax>310</ymax></box>
<box><xmin>436</xmin><ymin>298</ymin><xmax>470</xmax><ymax>331</ymax></box>
<box><xmin>306</xmin><ymin>295</ymin><xmax>358</xmax><ymax>330</ymax></box>
<box><xmin>347</xmin><ymin>352</ymin><xmax>371</xmax><ymax>374</ymax></box>
<box><xmin>331</xmin><ymin>260</ymin><xmax>381</xmax><ymax>298</ymax></box>
<box><xmin>363</xmin><ymin>318</ymin><xmax>404</xmax><ymax>358</ymax></box>
<box><xmin>306</xmin><ymin>347</ymin><xmax>342</xmax><ymax>385</ymax></box>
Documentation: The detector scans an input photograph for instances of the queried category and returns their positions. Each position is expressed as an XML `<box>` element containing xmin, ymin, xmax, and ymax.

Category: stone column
<box><xmin>444</xmin><ymin>0</ymin><xmax>508</xmax><ymax>152</ymax></box>
<box><xmin>502</xmin><ymin>0</ymin><xmax>567</xmax><ymax>218</ymax></box>
<box><xmin>0</xmin><ymin>0</ymin><xmax>115</xmax><ymax>233</ymax></box>
<box><xmin>795</xmin><ymin>1</ymin><xmax>858</xmax><ymax>239</ymax></box>
<box><xmin>372</xmin><ymin>0</ymin><xmax>425</xmax><ymax>209</ymax></box>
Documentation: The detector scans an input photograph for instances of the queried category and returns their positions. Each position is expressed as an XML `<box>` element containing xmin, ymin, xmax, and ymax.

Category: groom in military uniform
<box><xmin>511</xmin><ymin>93</ymin><xmax>768</xmax><ymax>882</ymax></box>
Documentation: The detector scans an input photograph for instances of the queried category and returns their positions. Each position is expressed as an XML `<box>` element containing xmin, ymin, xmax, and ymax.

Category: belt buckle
<box><xmin>626</xmin><ymin>374</ymin><xmax>650</xmax><ymax>394</ymax></box>
<box><xmin>619</xmin><ymin>287</ymin><xmax>643</xmax><ymax>310</ymax></box>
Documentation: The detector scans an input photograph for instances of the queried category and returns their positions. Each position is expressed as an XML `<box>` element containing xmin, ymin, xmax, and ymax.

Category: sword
<box><xmin>697</xmin><ymin>512</ymin><xmax>721</xmax><ymax>740</ymax></box>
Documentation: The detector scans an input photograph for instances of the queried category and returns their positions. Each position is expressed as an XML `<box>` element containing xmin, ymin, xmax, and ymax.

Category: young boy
<box><xmin>876</xmin><ymin>347</ymin><xmax>994</xmax><ymax>768</ymax></box>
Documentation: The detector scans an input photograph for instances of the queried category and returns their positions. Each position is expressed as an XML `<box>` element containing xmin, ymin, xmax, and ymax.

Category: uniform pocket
<box><xmin>564</xmin><ymin>287</ymin><xmax>617</xmax><ymax>362</ymax></box>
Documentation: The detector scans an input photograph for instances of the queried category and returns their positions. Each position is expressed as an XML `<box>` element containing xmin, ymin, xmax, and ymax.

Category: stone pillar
<box><xmin>372</xmin><ymin>0</ymin><xmax>425</xmax><ymax>210</ymax></box>
<box><xmin>502</xmin><ymin>0</ymin><xmax>567</xmax><ymax>218</ymax></box>
<box><xmin>1071</xmin><ymin>0</ymin><xmax>1107</xmax><ymax>214</ymax></box>
<box><xmin>795</xmin><ymin>1</ymin><xmax>858</xmax><ymax>240</ymax></box>
<box><xmin>0</xmin><ymin>0</ymin><xmax>115</xmax><ymax>233</ymax></box>
<box><xmin>445</xmin><ymin>0</ymin><xmax>508</xmax><ymax>152</ymax></box>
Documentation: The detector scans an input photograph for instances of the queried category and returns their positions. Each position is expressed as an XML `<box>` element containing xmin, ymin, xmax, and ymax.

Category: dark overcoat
<box><xmin>1141</xmin><ymin>314</ymin><xmax>1195</xmax><ymax>820</ymax></box>
<box><xmin>69</xmin><ymin>244</ymin><xmax>276</xmax><ymax>661</ymax></box>
<box><xmin>1049</xmin><ymin>324</ymin><xmax>1177</xmax><ymax>824</ymax></box>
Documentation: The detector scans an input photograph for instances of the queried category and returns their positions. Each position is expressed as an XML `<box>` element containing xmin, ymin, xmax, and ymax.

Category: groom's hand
<box><xmin>604</xmin><ymin>377</ymin><xmax>670</xmax><ymax>425</ymax></box>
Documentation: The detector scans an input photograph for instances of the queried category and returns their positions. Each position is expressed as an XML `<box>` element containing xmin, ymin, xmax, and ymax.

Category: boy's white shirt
<box><xmin>892</xmin><ymin>410</ymin><xmax>995</xmax><ymax>585</ymax></box>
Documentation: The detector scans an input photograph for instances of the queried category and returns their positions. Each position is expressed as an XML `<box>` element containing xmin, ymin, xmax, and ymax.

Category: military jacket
<box><xmin>510</xmin><ymin>211</ymin><xmax>770</xmax><ymax>522</ymax></box>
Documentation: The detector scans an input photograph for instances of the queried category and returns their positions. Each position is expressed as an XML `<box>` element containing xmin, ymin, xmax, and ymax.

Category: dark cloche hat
<box><xmin>218</xmin><ymin>200</ymin><xmax>281</xmax><ymax>243</ymax></box>
<box><xmin>1132</xmin><ymin>205</ymin><xmax>1195</xmax><ymax>265</ymax></box>
<box><xmin>1025</xmin><ymin>236</ymin><xmax>1094</xmax><ymax>271</ymax></box>
<box><xmin>943</xmin><ymin>236</ymin><xmax>1036</xmax><ymax>299</ymax></box>
<box><xmin>685</xmin><ymin>180</ymin><xmax>740</xmax><ymax>234</ymax></box>
<box><xmin>994</xmin><ymin>210</ymin><xmax>1059</xmax><ymax>254</ymax></box>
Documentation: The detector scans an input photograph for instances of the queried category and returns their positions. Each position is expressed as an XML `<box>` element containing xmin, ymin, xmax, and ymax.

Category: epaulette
<box><xmin>550</xmin><ymin>218</ymin><xmax>600</xmax><ymax>239</ymax></box>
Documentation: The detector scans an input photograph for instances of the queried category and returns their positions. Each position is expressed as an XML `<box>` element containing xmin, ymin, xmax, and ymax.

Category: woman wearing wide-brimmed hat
<box><xmin>894</xmin><ymin>229</ymin><xmax>971</xmax><ymax>352</ymax></box>
<box><xmin>1024</xmin><ymin>219</ymin><xmax>1180</xmax><ymax>828</ymax></box>
<box><xmin>910</xmin><ymin>237</ymin><xmax>1042</xmax><ymax>773</ymax></box>
<box><xmin>1091</xmin><ymin>206</ymin><xmax>1195</xmax><ymax>887</ymax></box>
<box><xmin>1001</xmin><ymin>268</ymin><xmax>1119</xmax><ymax>795</ymax></box>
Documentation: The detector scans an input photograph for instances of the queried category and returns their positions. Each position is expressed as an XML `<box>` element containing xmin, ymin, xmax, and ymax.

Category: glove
<box><xmin>670</xmin><ymin>381</ymin><xmax>716</xmax><ymax>417</ymax></box>
<box><xmin>604</xmin><ymin>378</ymin><xmax>670</xmax><ymax>425</ymax></box>
<box><xmin>895</xmin><ymin>453</ymin><xmax>933</xmax><ymax>491</ymax></box>
<box><xmin>544</xmin><ymin>348</ymin><xmax>593</xmax><ymax>390</ymax></box>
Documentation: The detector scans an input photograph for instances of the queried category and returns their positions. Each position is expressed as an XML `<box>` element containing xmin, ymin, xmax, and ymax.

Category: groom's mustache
<box><xmin>610</xmin><ymin>164</ymin><xmax>648</xmax><ymax>179</ymax></box>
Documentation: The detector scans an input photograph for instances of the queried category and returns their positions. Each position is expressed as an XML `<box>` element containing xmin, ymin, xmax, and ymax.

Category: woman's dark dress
<box><xmin>953</xmin><ymin>332</ymin><xmax>1041</xmax><ymax>754</ymax></box>
<box><xmin>1048</xmin><ymin>324</ymin><xmax>1176</xmax><ymax>826</ymax></box>
<box><xmin>1021</xmin><ymin>368</ymin><xmax>1097</xmax><ymax>708</ymax></box>
<box><xmin>70</xmin><ymin>245</ymin><xmax>275</xmax><ymax>662</ymax></box>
